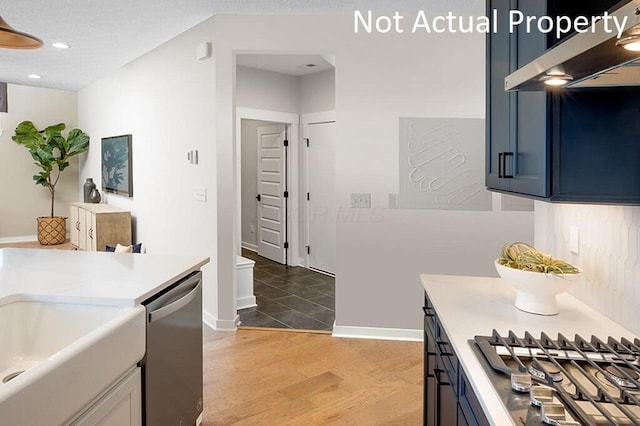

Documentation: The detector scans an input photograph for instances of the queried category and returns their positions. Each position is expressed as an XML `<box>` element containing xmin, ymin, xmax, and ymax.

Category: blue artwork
<box><xmin>102</xmin><ymin>134</ymin><xmax>132</xmax><ymax>197</ymax></box>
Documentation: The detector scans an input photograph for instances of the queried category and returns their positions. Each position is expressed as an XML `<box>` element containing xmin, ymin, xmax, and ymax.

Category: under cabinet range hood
<box><xmin>505</xmin><ymin>0</ymin><xmax>640</xmax><ymax>90</ymax></box>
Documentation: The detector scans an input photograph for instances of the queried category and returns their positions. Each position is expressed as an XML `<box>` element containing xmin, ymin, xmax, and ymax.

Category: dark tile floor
<box><xmin>239</xmin><ymin>249</ymin><xmax>335</xmax><ymax>331</ymax></box>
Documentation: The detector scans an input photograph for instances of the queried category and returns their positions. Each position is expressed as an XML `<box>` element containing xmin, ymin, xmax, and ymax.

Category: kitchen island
<box><xmin>421</xmin><ymin>274</ymin><xmax>639</xmax><ymax>425</ymax></box>
<box><xmin>0</xmin><ymin>248</ymin><xmax>209</xmax><ymax>425</ymax></box>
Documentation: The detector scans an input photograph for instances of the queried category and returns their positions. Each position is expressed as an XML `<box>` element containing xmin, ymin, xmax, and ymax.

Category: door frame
<box><xmin>302</xmin><ymin>110</ymin><xmax>336</xmax><ymax>270</ymax></box>
<box><xmin>236</xmin><ymin>107</ymin><xmax>301</xmax><ymax>266</ymax></box>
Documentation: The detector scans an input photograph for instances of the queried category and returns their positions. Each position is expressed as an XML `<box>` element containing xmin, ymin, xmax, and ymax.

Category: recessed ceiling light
<box><xmin>28</xmin><ymin>74</ymin><xmax>41</xmax><ymax>79</ymax></box>
<box><xmin>52</xmin><ymin>42</ymin><xmax>69</xmax><ymax>49</ymax></box>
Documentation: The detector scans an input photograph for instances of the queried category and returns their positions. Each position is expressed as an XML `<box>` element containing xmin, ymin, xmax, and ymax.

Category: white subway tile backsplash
<box><xmin>535</xmin><ymin>202</ymin><xmax>640</xmax><ymax>336</ymax></box>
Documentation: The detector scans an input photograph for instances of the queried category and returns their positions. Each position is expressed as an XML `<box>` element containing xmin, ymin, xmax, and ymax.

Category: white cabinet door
<box><xmin>71</xmin><ymin>367</ymin><xmax>141</xmax><ymax>426</ymax></box>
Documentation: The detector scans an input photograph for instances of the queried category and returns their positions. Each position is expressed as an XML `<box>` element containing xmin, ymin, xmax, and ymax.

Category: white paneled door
<box><xmin>307</xmin><ymin>121</ymin><xmax>336</xmax><ymax>275</ymax></box>
<box><xmin>257</xmin><ymin>125</ymin><xmax>287</xmax><ymax>264</ymax></box>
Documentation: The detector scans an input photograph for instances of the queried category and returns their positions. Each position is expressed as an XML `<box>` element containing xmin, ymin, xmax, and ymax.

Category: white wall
<box><xmin>214</xmin><ymin>11</ymin><xmax>534</xmax><ymax>332</ymax></box>
<box><xmin>77</xmin><ymin>19</ymin><xmax>218</xmax><ymax>324</ymax></box>
<box><xmin>0</xmin><ymin>84</ymin><xmax>78</xmax><ymax>240</ymax></box>
<box><xmin>236</xmin><ymin>66</ymin><xmax>299</xmax><ymax>112</ymax></box>
<box><xmin>536</xmin><ymin>202</ymin><xmax>640</xmax><ymax>336</ymax></box>
<box><xmin>299</xmin><ymin>69</ymin><xmax>335</xmax><ymax>114</ymax></box>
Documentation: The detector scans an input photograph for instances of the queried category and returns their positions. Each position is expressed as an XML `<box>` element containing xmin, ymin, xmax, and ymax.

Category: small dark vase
<box><xmin>89</xmin><ymin>188</ymin><xmax>101</xmax><ymax>203</ymax></box>
<box><xmin>83</xmin><ymin>178</ymin><xmax>96</xmax><ymax>203</ymax></box>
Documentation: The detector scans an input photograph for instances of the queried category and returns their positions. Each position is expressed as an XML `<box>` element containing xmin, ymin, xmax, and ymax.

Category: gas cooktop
<box><xmin>472</xmin><ymin>330</ymin><xmax>640</xmax><ymax>425</ymax></box>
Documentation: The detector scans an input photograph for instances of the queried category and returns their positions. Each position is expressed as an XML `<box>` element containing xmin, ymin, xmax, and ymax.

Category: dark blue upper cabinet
<box><xmin>486</xmin><ymin>0</ymin><xmax>549</xmax><ymax>198</ymax></box>
<box><xmin>552</xmin><ymin>88</ymin><xmax>640</xmax><ymax>204</ymax></box>
<box><xmin>486</xmin><ymin>0</ymin><xmax>640</xmax><ymax>205</ymax></box>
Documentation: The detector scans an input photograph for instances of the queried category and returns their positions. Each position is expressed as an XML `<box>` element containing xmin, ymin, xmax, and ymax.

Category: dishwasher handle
<box><xmin>148</xmin><ymin>279</ymin><xmax>200</xmax><ymax>323</ymax></box>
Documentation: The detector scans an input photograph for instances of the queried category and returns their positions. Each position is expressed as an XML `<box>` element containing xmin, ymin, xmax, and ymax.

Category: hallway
<box><xmin>239</xmin><ymin>250</ymin><xmax>335</xmax><ymax>331</ymax></box>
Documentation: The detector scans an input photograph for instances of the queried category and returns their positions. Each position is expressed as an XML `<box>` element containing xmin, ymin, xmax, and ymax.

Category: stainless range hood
<box><xmin>505</xmin><ymin>0</ymin><xmax>640</xmax><ymax>90</ymax></box>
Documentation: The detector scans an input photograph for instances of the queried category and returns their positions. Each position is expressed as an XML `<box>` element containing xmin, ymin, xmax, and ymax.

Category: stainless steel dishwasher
<box><xmin>141</xmin><ymin>271</ymin><xmax>203</xmax><ymax>426</ymax></box>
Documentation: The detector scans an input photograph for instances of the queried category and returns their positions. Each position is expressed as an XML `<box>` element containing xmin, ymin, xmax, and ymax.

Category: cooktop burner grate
<box><xmin>474</xmin><ymin>330</ymin><xmax>640</xmax><ymax>425</ymax></box>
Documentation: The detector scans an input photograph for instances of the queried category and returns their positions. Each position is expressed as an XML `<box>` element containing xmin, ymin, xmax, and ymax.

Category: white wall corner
<box><xmin>332</xmin><ymin>324</ymin><xmax>423</xmax><ymax>342</ymax></box>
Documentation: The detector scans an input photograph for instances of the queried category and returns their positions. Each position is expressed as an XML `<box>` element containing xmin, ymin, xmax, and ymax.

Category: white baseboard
<box><xmin>203</xmin><ymin>310</ymin><xmax>239</xmax><ymax>331</ymax></box>
<box><xmin>241</xmin><ymin>242</ymin><xmax>257</xmax><ymax>252</ymax></box>
<box><xmin>0</xmin><ymin>233</ymin><xmax>72</xmax><ymax>245</ymax></box>
<box><xmin>236</xmin><ymin>296</ymin><xmax>257</xmax><ymax>310</ymax></box>
<box><xmin>332</xmin><ymin>324</ymin><xmax>423</xmax><ymax>342</ymax></box>
<box><xmin>0</xmin><ymin>235</ymin><xmax>38</xmax><ymax>244</ymax></box>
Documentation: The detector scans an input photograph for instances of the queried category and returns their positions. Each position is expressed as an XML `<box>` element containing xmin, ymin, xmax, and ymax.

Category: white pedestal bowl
<box><xmin>494</xmin><ymin>260</ymin><xmax>583</xmax><ymax>315</ymax></box>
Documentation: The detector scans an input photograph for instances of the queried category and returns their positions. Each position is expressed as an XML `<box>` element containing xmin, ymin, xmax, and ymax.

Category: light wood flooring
<box><xmin>2</xmin><ymin>241</ymin><xmax>423</xmax><ymax>423</ymax></box>
<box><xmin>202</xmin><ymin>327</ymin><xmax>423</xmax><ymax>425</ymax></box>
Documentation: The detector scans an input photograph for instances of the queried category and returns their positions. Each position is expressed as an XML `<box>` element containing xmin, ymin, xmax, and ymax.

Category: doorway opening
<box><xmin>236</xmin><ymin>53</ymin><xmax>336</xmax><ymax>331</ymax></box>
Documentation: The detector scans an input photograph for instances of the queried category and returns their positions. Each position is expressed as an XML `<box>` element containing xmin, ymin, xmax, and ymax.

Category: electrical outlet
<box><xmin>351</xmin><ymin>193</ymin><xmax>371</xmax><ymax>208</ymax></box>
<box><xmin>570</xmin><ymin>226</ymin><xmax>579</xmax><ymax>254</ymax></box>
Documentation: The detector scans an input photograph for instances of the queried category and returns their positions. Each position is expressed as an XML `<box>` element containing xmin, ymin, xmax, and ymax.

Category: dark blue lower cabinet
<box><xmin>424</xmin><ymin>293</ymin><xmax>489</xmax><ymax>426</ymax></box>
<box><xmin>458</xmin><ymin>368</ymin><xmax>490</xmax><ymax>426</ymax></box>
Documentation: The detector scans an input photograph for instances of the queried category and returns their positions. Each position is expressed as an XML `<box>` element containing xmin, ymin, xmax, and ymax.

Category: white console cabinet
<box><xmin>70</xmin><ymin>203</ymin><xmax>131</xmax><ymax>251</ymax></box>
<box><xmin>71</xmin><ymin>367</ymin><xmax>141</xmax><ymax>426</ymax></box>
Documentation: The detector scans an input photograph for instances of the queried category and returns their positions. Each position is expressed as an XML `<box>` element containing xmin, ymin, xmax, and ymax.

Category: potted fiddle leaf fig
<box><xmin>12</xmin><ymin>121</ymin><xmax>90</xmax><ymax>245</ymax></box>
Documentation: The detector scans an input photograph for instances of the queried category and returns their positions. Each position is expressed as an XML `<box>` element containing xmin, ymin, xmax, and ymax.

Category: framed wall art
<box><xmin>102</xmin><ymin>134</ymin><xmax>133</xmax><ymax>197</ymax></box>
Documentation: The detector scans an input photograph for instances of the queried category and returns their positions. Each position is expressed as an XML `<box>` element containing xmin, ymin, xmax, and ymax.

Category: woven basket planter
<box><xmin>37</xmin><ymin>216</ymin><xmax>67</xmax><ymax>245</ymax></box>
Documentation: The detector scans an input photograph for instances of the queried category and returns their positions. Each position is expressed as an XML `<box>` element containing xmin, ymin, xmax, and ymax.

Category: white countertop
<box><xmin>0</xmin><ymin>248</ymin><xmax>210</xmax><ymax>306</ymax></box>
<box><xmin>421</xmin><ymin>274</ymin><xmax>638</xmax><ymax>426</ymax></box>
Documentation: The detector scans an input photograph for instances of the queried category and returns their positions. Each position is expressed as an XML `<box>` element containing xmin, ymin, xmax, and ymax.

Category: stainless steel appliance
<box><xmin>141</xmin><ymin>271</ymin><xmax>203</xmax><ymax>426</ymax></box>
<box><xmin>506</xmin><ymin>0</ymin><xmax>640</xmax><ymax>90</ymax></box>
<box><xmin>472</xmin><ymin>330</ymin><xmax>640</xmax><ymax>425</ymax></box>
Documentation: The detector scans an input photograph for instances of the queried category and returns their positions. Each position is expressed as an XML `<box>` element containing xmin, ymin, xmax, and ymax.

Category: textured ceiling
<box><xmin>0</xmin><ymin>0</ymin><xmax>463</xmax><ymax>91</ymax></box>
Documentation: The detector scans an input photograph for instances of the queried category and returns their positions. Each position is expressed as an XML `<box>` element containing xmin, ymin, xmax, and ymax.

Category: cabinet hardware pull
<box><xmin>503</xmin><ymin>152</ymin><xmax>514</xmax><ymax>179</ymax></box>
<box><xmin>89</xmin><ymin>228</ymin><xmax>93</xmax><ymax>239</ymax></box>
<box><xmin>75</xmin><ymin>221</ymin><xmax>80</xmax><ymax>230</ymax></box>
<box><xmin>422</xmin><ymin>306</ymin><xmax>434</xmax><ymax>317</ymax></box>
<box><xmin>498</xmin><ymin>152</ymin><xmax>515</xmax><ymax>179</ymax></box>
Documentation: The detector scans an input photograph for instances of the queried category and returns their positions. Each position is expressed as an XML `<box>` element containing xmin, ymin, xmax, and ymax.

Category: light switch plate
<box><xmin>570</xmin><ymin>226</ymin><xmax>579</xmax><ymax>254</ymax></box>
<box><xmin>351</xmin><ymin>193</ymin><xmax>371</xmax><ymax>208</ymax></box>
<box><xmin>195</xmin><ymin>186</ymin><xmax>207</xmax><ymax>202</ymax></box>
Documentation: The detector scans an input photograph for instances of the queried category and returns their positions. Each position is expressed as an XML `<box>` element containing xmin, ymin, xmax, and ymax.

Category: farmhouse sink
<box><xmin>0</xmin><ymin>297</ymin><xmax>145</xmax><ymax>425</ymax></box>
